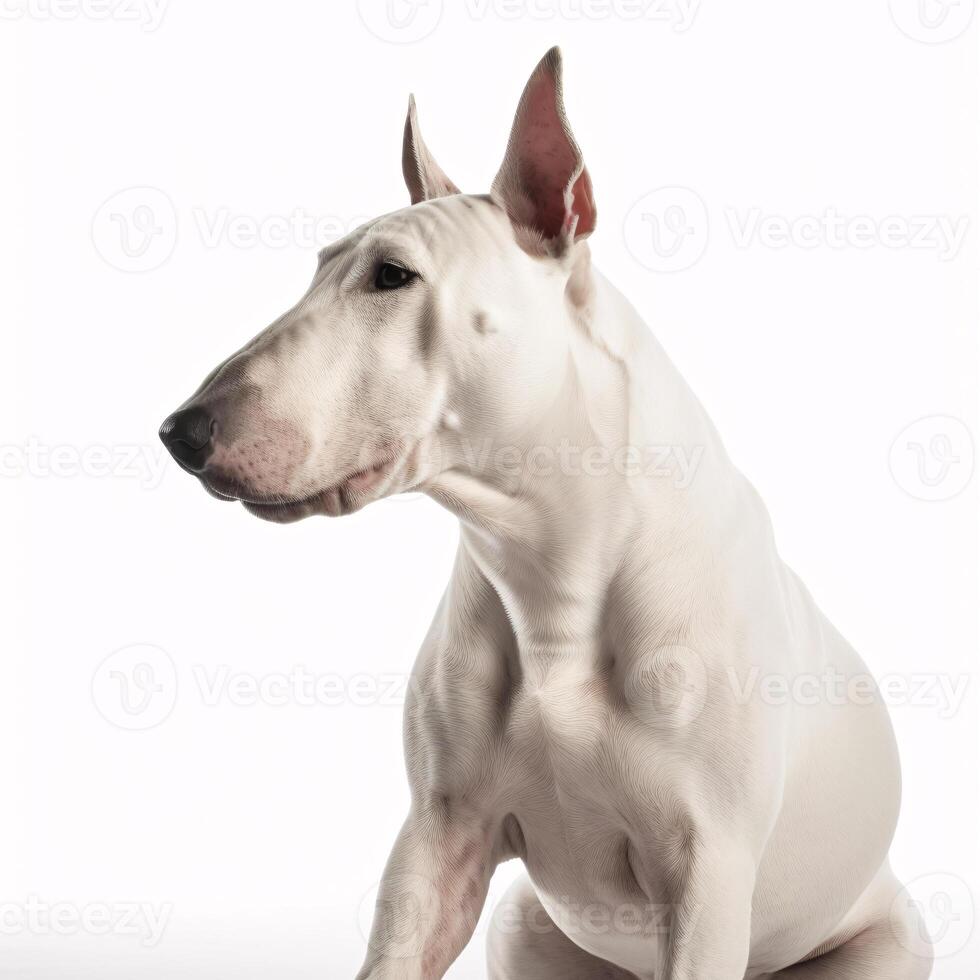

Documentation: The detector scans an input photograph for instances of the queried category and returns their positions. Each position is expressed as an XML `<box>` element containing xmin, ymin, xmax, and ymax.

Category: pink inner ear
<box><xmin>567</xmin><ymin>168</ymin><xmax>596</xmax><ymax>239</ymax></box>
<box><xmin>518</xmin><ymin>72</ymin><xmax>578</xmax><ymax>238</ymax></box>
<box><xmin>510</xmin><ymin>67</ymin><xmax>595</xmax><ymax>241</ymax></box>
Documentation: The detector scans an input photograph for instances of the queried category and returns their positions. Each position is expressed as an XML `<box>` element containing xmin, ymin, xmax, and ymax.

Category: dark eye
<box><xmin>374</xmin><ymin>263</ymin><xmax>416</xmax><ymax>291</ymax></box>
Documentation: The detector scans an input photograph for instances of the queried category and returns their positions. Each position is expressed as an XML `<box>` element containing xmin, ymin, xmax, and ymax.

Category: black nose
<box><xmin>159</xmin><ymin>406</ymin><xmax>214</xmax><ymax>471</ymax></box>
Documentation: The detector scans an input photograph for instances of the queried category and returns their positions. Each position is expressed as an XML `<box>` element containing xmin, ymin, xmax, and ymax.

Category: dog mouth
<box><xmin>192</xmin><ymin>452</ymin><xmax>408</xmax><ymax>524</ymax></box>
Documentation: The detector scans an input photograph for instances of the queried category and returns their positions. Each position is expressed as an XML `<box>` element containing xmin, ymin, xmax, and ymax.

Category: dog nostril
<box><xmin>159</xmin><ymin>406</ymin><xmax>215</xmax><ymax>471</ymax></box>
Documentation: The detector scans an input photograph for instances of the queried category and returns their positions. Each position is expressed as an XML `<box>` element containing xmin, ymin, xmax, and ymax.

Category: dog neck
<box><xmin>423</xmin><ymin>261</ymin><xmax>741</xmax><ymax>671</ymax></box>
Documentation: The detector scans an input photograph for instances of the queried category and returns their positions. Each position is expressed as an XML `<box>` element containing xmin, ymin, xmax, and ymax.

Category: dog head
<box><xmin>159</xmin><ymin>47</ymin><xmax>597</xmax><ymax>523</ymax></box>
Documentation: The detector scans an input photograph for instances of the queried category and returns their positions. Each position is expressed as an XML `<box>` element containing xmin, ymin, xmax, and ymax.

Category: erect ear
<box><xmin>491</xmin><ymin>46</ymin><xmax>597</xmax><ymax>252</ymax></box>
<box><xmin>402</xmin><ymin>94</ymin><xmax>460</xmax><ymax>205</ymax></box>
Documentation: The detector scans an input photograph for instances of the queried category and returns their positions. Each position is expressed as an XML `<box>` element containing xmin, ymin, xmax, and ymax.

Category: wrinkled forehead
<box><xmin>314</xmin><ymin>194</ymin><xmax>508</xmax><ymax>281</ymax></box>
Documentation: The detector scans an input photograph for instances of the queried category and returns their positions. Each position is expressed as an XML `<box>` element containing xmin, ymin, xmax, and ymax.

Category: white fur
<box><xmin>163</xmin><ymin>49</ymin><xmax>933</xmax><ymax>980</ymax></box>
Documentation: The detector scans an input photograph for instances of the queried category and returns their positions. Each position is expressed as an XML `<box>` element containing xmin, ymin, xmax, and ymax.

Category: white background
<box><xmin>2</xmin><ymin>1</ymin><xmax>977</xmax><ymax>977</ymax></box>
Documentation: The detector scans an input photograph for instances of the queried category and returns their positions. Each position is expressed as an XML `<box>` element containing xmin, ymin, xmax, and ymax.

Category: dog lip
<box><xmin>225</xmin><ymin>455</ymin><xmax>402</xmax><ymax>516</ymax></box>
<box><xmin>194</xmin><ymin>470</ymin><xmax>255</xmax><ymax>503</ymax></box>
<box><xmin>202</xmin><ymin>482</ymin><xmax>238</xmax><ymax>503</ymax></box>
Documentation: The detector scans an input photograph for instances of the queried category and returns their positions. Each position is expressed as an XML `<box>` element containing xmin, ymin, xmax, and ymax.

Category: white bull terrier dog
<box><xmin>160</xmin><ymin>48</ymin><xmax>931</xmax><ymax>980</ymax></box>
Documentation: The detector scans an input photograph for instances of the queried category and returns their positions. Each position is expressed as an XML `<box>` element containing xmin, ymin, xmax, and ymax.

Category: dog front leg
<box><xmin>355</xmin><ymin>802</ymin><xmax>499</xmax><ymax>980</ymax></box>
<box><xmin>660</xmin><ymin>843</ymin><xmax>756</xmax><ymax>980</ymax></box>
